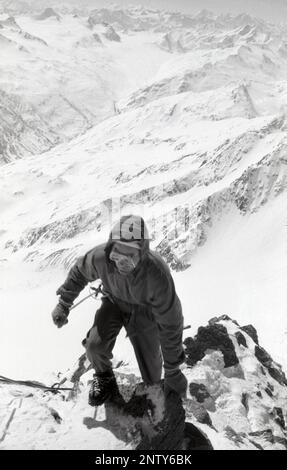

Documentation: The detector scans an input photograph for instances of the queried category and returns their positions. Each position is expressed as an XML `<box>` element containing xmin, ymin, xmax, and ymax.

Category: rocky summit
<box><xmin>0</xmin><ymin>316</ymin><xmax>286</xmax><ymax>450</ymax></box>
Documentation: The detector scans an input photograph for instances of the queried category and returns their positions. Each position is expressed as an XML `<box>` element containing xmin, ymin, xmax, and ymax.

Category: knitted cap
<box><xmin>105</xmin><ymin>215</ymin><xmax>150</xmax><ymax>268</ymax></box>
<box><xmin>111</xmin><ymin>214</ymin><xmax>149</xmax><ymax>242</ymax></box>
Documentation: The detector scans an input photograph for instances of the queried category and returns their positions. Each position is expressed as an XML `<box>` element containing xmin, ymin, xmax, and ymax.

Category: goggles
<box><xmin>109</xmin><ymin>245</ymin><xmax>139</xmax><ymax>272</ymax></box>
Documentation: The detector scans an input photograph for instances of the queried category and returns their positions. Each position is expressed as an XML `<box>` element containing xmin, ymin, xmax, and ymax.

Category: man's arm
<box><xmin>150</xmin><ymin>269</ymin><xmax>185</xmax><ymax>374</ymax></box>
<box><xmin>56</xmin><ymin>248</ymin><xmax>99</xmax><ymax>306</ymax></box>
<box><xmin>150</xmin><ymin>269</ymin><xmax>187</xmax><ymax>396</ymax></box>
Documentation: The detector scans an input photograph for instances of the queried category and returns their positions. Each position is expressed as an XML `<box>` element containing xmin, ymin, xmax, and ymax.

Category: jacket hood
<box><xmin>104</xmin><ymin>214</ymin><xmax>150</xmax><ymax>270</ymax></box>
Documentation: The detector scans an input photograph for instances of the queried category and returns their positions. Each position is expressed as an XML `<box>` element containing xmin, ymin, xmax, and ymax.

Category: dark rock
<box><xmin>123</xmin><ymin>392</ymin><xmax>154</xmax><ymax>419</ymax></box>
<box><xmin>249</xmin><ymin>429</ymin><xmax>274</xmax><ymax>444</ymax></box>
<box><xmin>265</xmin><ymin>387</ymin><xmax>273</xmax><ymax>397</ymax></box>
<box><xmin>274</xmin><ymin>436</ymin><xmax>287</xmax><ymax>448</ymax></box>
<box><xmin>255</xmin><ymin>346</ymin><xmax>271</xmax><ymax>367</ymax></box>
<box><xmin>268</xmin><ymin>367</ymin><xmax>287</xmax><ymax>387</ymax></box>
<box><xmin>84</xmin><ymin>381</ymin><xmax>186</xmax><ymax>450</ymax></box>
<box><xmin>235</xmin><ymin>195</ymin><xmax>249</xmax><ymax>212</ymax></box>
<box><xmin>194</xmin><ymin>408</ymin><xmax>213</xmax><ymax>426</ymax></box>
<box><xmin>260</xmin><ymin>366</ymin><xmax>266</xmax><ymax>376</ymax></box>
<box><xmin>185</xmin><ymin>399</ymin><xmax>213</xmax><ymax>426</ymax></box>
<box><xmin>255</xmin><ymin>345</ymin><xmax>287</xmax><ymax>386</ymax></box>
<box><xmin>183</xmin><ymin>422</ymin><xmax>213</xmax><ymax>450</ymax></box>
<box><xmin>49</xmin><ymin>407</ymin><xmax>62</xmax><ymax>424</ymax></box>
<box><xmin>235</xmin><ymin>331</ymin><xmax>247</xmax><ymax>348</ymax></box>
<box><xmin>268</xmin><ymin>366</ymin><xmax>287</xmax><ymax>385</ymax></box>
<box><xmin>267</xmin><ymin>382</ymin><xmax>274</xmax><ymax>392</ymax></box>
<box><xmin>256</xmin><ymin>391</ymin><xmax>262</xmax><ymax>398</ymax></box>
<box><xmin>208</xmin><ymin>315</ymin><xmax>239</xmax><ymax>326</ymax></box>
<box><xmin>224</xmin><ymin>426</ymin><xmax>245</xmax><ymax>445</ymax></box>
<box><xmin>241</xmin><ymin>393</ymin><xmax>249</xmax><ymax>412</ymax></box>
<box><xmin>272</xmin><ymin>407</ymin><xmax>285</xmax><ymax>429</ymax></box>
<box><xmin>189</xmin><ymin>383</ymin><xmax>211</xmax><ymax>403</ymax></box>
<box><xmin>136</xmin><ymin>389</ymin><xmax>186</xmax><ymax>450</ymax></box>
<box><xmin>156</xmin><ymin>239</ymin><xmax>190</xmax><ymax>271</ymax></box>
<box><xmin>184</xmin><ymin>323</ymin><xmax>239</xmax><ymax>368</ymax></box>
<box><xmin>248</xmin><ymin>439</ymin><xmax>264</xmax><ymax>450</ymax></box>
<box><xmin>241</xmin><ymin>325</ymin><xmax>259</xmax><ymax>345</ymax></box>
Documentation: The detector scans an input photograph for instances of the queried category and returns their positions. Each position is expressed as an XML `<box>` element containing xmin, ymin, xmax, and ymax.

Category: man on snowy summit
<box><xmin>51</xmin><ymin>214</ymin><xmax>187</xmax><ymax>406</ymax></box>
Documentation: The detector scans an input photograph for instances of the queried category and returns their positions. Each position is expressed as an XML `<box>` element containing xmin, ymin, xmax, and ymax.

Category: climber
<box><xmin>51</xmin><ymin>214</ymin><xmax>187</xmax><ymax>406</ymax></box>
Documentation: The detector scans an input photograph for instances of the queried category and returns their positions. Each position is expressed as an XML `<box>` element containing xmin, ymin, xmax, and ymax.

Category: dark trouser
<box><xmin>82</xmin><ymin>298</ymin><xmax>162</xmax><ymax>384</ymax></box>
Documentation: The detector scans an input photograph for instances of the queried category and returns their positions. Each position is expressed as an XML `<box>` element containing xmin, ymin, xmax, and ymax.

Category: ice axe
<box><xmin>55</xmin><ymin>284</ymin><xmax>103</xmax><ymax>327</ymax></box>
<box><xmin>69</xmin><ymin>284</ymin><xmax>191</xmax><ymax>331</ymax></box>
<box><xmin>69</xmin><ymin>283</ymin><xmax>103</xmax><ymax>312</ymax></box>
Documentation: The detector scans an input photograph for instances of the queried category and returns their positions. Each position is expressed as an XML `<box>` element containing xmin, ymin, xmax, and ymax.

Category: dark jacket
<box><xmin>56</xmin><ymin>220</ymin><xmax>185</xmax><ymax>373</ymax></box>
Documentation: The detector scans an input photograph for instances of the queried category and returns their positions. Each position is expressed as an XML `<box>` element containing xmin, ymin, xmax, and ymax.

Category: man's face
<box><xmin>109</xmin><ymin>243</ymin><xmax>141</xmax><ymax>275</ymax></box>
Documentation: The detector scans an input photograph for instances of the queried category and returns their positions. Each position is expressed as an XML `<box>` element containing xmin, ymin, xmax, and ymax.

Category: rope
<box><xmin>0</xmin><ymin>287</ymin><xmax>103</xmax><ymax>394</ymax></box>
<box><xmin>0</xmin><ymin>375</ymin><xmax>73</xmax><ymax>393</ymax></box>
<box><xmin>0</xmin><ymin>284</ymin><xmax>190</xmax><ymax>395</ymax></box>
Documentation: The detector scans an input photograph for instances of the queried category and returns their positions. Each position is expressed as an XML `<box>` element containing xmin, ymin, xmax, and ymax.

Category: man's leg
<box><xmin>83</xmin><ymin>298</ymin><xmax>124</xmax><ymax>406</ymax></box>
<box><xmin>83</xmin><ymin>297</ymin><xmax>123</xmax><ymax>373</ymax></box>
<box><xmin>126</xmin><ymin>312</ymin><xmax>163</xmax><ymax>385</ymax></box>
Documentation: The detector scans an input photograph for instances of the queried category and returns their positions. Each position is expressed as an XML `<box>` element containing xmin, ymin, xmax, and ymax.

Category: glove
<box><xmin>164</xmin><ymin>369</ymin><xmax>187</xmax><ymax>399</ymax></box>
<box><xmin>51</xmin><ymin>302</ymin><xmax>70</xmax><ymax>328</ymax></box>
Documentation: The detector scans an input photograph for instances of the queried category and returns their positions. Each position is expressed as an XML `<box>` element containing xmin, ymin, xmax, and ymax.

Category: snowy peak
<box><xmin>0</xmin><ymin>7</ymin><xmax>286</xmax><ymax>165</ymax></box>
<box><xmin>35</xmin><ymin>8</ymin><xmax>60</xmax><ymax>21</ymax></box>
<box><xmin>87</xmin><ymin>8</ymin><xmax>134</xmax><ymax>31</ymax></box>
<box><xmin>193</xmin><ymin>9</ymin><xmax>216</xmax><ymax>22</ymax></box>
<box><xmin>85</xmin><ymin>7</ymin><xmax>265</xmax><ymax>34</ymax></box>
<box><xmin>0</xmin><ymin>16</ymin><xmax>20</xmax><ymax>29</ymax></box>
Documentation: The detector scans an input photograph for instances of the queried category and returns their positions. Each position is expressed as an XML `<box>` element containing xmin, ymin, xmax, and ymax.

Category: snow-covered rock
<box><xmin>35</xmin><ymin>8</ymin><xmax>60</xmax><ymax>22</ymax></box>
<box><xmin>183</xmin><ymin>316</ymin><xmax>287</xmax><ymax>449</ymax></box>
<box><xmin>0</xmin><ymin>16</ymin><xmax>21</xmax><ymax>29</ymax></box>
<box><xmin>0</xmin><ymin>90</ymin><xmax>59</xmax><ymax>164</ymax></box>
<box><xmin>102</xmin><ymin>24</ymin><xmax>121</xmax><ymax>42</ymax></box>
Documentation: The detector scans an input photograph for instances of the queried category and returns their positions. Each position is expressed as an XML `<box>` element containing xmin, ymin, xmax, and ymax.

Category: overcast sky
<box><xmin>91</xmin><ymin>0</ymin><xmax>287</xmax><ymax>23</ymax></box>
